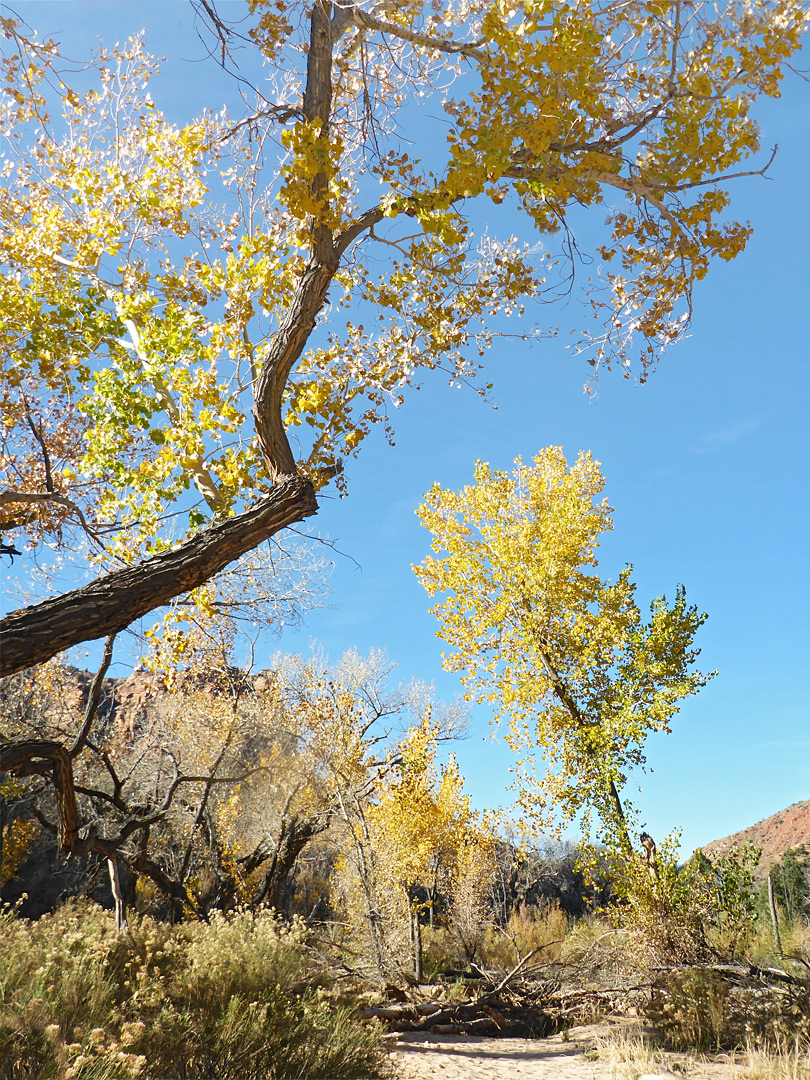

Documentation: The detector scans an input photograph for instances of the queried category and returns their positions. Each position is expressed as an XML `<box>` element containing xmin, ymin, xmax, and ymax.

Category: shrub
<box><xmin>0</xmin><ymin>900</ymin><xmax>388</xmax><ymax>1080</ymax></box>
<box><xmin>707</xmin><ymin>845</ymin><xmax>761</xmax><ymax>961</ymax></box>
<box><xmin>589</xmin><ymin>833</ymin><xmax>760</xmax><ymax>965</ymax></box>
<box><xmin>764</xmin><ymin>849</ymin><xmax>810</xmax><ymax>925</ymax></box>
<box><xmin>647</xmin><ymin>967</ymin><xmax>731</xmax><ymax>1050</ymax></box>
<box><xmin>478</xmin><ymin>904</ymin><xmax>569</xmax><ymax>971</ymax></box>
<box><xmin>420</xmin><ymin>925</ymin><xmax>455</xmax><ymax>979</ymax></box>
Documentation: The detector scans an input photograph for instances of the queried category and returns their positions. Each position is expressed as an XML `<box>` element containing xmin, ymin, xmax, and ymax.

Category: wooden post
<box><xmin>108</xmin><ymin>856</ymin><xmax>128</xmax><ymax>934</ymax></box>
<box><xmin>767</xmin><ymin>870</ymin><xmax>784</xmax><ymax>961</ymax></box>
<box><xmin>414</xmin><ymin>908</ymin><xmax>424</xmax><ymax>984</ymax></box>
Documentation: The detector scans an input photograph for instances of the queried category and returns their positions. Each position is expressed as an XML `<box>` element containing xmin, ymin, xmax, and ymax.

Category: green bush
<box><xmin>760</xmin><ymin>848</ymin><xmax>810</xmax><ymax>924</ymax></box>
<box><xmin>590</xmin><ymin>833</ymin><xmax>760</xmax><ymax>965</ymax></box>
<box><xmin>0</xmin><ymin>900</ymin><xmax>388</xmax><ymax>1080</ymax></box>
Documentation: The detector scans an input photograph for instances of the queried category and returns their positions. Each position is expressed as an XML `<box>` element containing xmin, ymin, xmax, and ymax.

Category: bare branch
<box><xmin>0</xmin><ymin>740</ymin><xmax>79</xmax><ymax>852</ymax></box>
<box><xmin>70</xmin><ymin>634</ymin><xmax>116</xmax><ymax>757</ymax></box>
<box><xmin>0</xmin><ymin>490</ymin><xmax>105</xmax><ymax>546</ymax></box>
<box><xmin>216</xmin><ymin>104</ymin><xmax>306</xmax><ymax>143</ymax></box>
<box><xmin>22</xmin><ymin>397</ymin><xmax>54</xmax><ymax>493</ymax></box>
<box><xmin>195</xmin><ymin>0</ymin><xmax>239</xmax><ymax>68</ymax></box>
<box><xmin>343</xmin><ymin>5</ymin><xmax>491</xmax><ymax>63</ymax></box>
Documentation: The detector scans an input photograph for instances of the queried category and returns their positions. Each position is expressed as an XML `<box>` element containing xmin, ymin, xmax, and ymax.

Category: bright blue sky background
<box><xmin>7</xmin><ymin>2</ymin><xmax>810</xmax><ymax>857</ymax></box>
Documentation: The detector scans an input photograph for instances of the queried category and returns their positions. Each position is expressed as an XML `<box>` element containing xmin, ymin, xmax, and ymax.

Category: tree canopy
<box><xmin>414</xmin><ymin>447</ymin><xmax>713</xmax><ymax>840</ymax></box>
<box><xmin>1</xmin><ymin>1</ymin><xmax>806</xmax><ymax>675</ymax></box>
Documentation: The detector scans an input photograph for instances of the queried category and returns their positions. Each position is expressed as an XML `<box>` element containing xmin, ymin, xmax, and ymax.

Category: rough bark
<box><xmin>0</xmin><ymin>476</ymin><xmax>317</xmax><ymax>677</ymax></box>
<box><xmin>251</xmin><ymin>0</ymin><xmax>337</xmax><ymax>474</ymax></box>
<box><xmin>124</xmin><ymin>845</ymin><xmax>205</xmax><ymax>921</ymax></box>
<box><xmin>0</xmin><ymin>739</ymin><xmax>80</xmax><ymax>852</ymax></box>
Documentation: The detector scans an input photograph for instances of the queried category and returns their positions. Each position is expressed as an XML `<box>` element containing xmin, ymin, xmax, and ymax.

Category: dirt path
<box><xmin>389</xmin><ymin>1029</ymin><xmax>614</xmax><ymax>1079</ymax></box>
<box><xmin>387</xmin><ymin>1024</ymin><xmax>743</xmax><ymax>1080</ymax></box>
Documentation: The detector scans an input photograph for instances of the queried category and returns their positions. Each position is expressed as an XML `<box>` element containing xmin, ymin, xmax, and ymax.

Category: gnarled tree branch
<box><xmin>0</xmin><ymin>475</ymin><xmax>317</xmax><ymax>677</ymax></box>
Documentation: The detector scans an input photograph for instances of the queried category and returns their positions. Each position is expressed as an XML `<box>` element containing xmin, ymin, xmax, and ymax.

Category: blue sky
<box><xmin>7</xmin><ymin>3</ymin><xmax>810</xmax><ymax>857</ymax></box>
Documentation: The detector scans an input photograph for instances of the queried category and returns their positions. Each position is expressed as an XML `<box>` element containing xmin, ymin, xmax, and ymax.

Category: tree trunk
<box><xmin>127</xmin><ymin>848</ymin><xmax>205</xmax><ymax>922</ymax></box>
<box><xmin>0</xmin><ymin>3</ymin><xmax>349</xmax><ymax>679</ymax></box>
<box><xmin>0</xmin><ymin>477</ymin><xmax>317</xmax><ymax>677</ymax></box>
<box><xmin>1</xmin><ymin>740</ymin><xmax>80</xmax><ymax>852</ymax></box>
<box><xmin>251</xmin><ymin>815</ymin><xmax>327</xmax><ymax>911</ymax></box>
<box><xmin>768</xmin><ymin>871</ymin><xmax>784</xmax><ymax>961</ymax></box>
<box><xmin>413</xmin><ymin>908</ymin><xmax>424</xmax><ymax>983</ymax></box>
<box><xmin>251</xmin><ymin>0</ymin><xmax>338</xmax><ymax>473</ymax></box>
<box><xmin>108</xmin><ymin>855</ymin><xmax>128</xmax><ymax>933</ymax></box>
<box><xmin>406</xmin><ymin>888</ymin><xmax>424</xmax><ymax>982</ymax></box>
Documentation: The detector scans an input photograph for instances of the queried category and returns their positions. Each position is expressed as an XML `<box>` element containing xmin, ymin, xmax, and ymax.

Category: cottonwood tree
<box><xmin>414</xmin><ymin>447</ymin><xmax>713</xmax><ymax>848</ymax></box>
<box><xmin>367</xmin><ymin>715</ymin><xmax>494</xmax><ymax>978</ymax></box>
<box><xmin>211</xmin><ymin>648</ymin><xmax>452</xmax><ymax>914</ymax></box>
<box><xmin>414</xmin><ymin>449</ymin><xmax>770</xmax><ymax>962</ymax></box>
<box><xmin>1</xmin><ymin>1</ymin><xmax>806</xmax><ymax>675</ymax></box>
<box><xmin>265</xmin><ymin>650</ymin><xmax>465</xmax><ymax>974</ymax></box>
<box><xmin>331</xmin><ymin>711</ymin><xmax>493</xmax><ymax>980</ymax></box>
<box><xmin>0</xmin><ymin>642</ymin><xmax>416</xmax><ymax>920</ymax></box>
<box><xmin>0</xmin><ymin>646</ymin><xmax>281</xmax><ymax>925</ymax></box>
<box><xmin>0</xmin><ymin>533</ymin><xmax>328</xmax><ymax>916</ymax></box>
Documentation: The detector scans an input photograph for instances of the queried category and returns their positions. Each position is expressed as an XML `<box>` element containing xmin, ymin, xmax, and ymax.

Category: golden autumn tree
<box><xmin>1</xmin><ymin>2</ymin><xmax>807</xmax><ymax>675</ymax></box>
<box><xmin>368</xmin><ymin>716</ymin><xmax>494</xmax><ymax>979</ymax></box>
<box><xmin>414</xmin><ymin>448</ymin><xmax>713</xmax><ymax>848</ymax></box>
<box><xmin>214</xmin><ymin>648</ymin><xmax>420</xmax><ymax>920</ymax></box>
<box><xmin>332</xmin><ymin>711</ymin><xmax>493</xmax><ymax>980</ymax></box>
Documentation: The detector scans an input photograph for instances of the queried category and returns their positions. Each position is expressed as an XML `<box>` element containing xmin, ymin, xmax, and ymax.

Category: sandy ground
<box><xmin>389</xmin><ymin>1027</ymin><xmax>616</xmax><ymax>1080</ymax></box>
<box><xmin>387</xmin><ymin>1024</ymin><xmax>743</xmax><ymax>1080</ymax></box>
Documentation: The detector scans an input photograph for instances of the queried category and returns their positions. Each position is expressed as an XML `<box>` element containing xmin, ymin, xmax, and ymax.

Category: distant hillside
<box><xmin>700</xmin><ymin>800</ymin><xmax>810</xmax><ymax>880</ymax></box>
<box><xmin>1</xmin><ymin>663</ymin><xmax>264</xmax><ymax>745</ymax></box>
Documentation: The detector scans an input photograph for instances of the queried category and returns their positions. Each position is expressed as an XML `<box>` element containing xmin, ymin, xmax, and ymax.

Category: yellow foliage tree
<box><xmin>328</xmin><ymin>712</ymin><xmax>496</xmax><ymax>979</ymax></box>
<box><xmin>415</xmin><ymin>448</ymin><xmax>713</xmax><ymax>847</ymax></box>
<box><xmin>0</xmin><ymin>778</ymin><xmax>40</xmax><ymax>888</ymax></box>
<box><xmin>368</xmin><ymin>716</ymin><xmax>493</xmax><ymax>978</ymax></box>
<box><xmin>1</xmin><ymin>2</ymin><xmax>806</xmax><ymax>673</ymax></box>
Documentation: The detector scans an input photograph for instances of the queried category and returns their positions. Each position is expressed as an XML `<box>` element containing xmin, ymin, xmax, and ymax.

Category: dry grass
<box><xmin>593</xmin><ymin>1026</ymin><xmax>696</xmax><ymax>1078</ymax></box>
<box><xmin>593</xmin><ymin>1028</ymin><xmax>810</xmax><ymax>1080</ymax></box>
<box><xmin>729</xmin><ymin>1040</ymin><xmax>810</xmax><ymax>1080</ymax></box>
<box><xmin>479</xmin><ymin>904</ymin><xmax>570</xmax><ymax>970</ymax></box>
<box><xmin>419</xmin><ymin>904</ymin><xmax>570</xmax><ymax>980</ymax></box>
